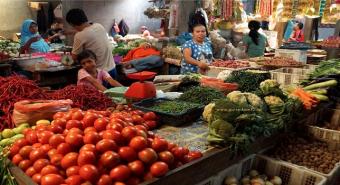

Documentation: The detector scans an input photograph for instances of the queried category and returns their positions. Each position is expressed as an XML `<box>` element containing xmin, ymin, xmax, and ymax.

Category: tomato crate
<box><xmin>270</xmin><ymin>67</ymin><xmax>314</xmax><ymax>86</ymax></box>
<box><xmin>133</xmin><ymin>98</ymin><xmax>204</xmax><ymax>126</ymax></box>
<box><xmin>215</xmin><ymin>154</ymin><xmax>327</xmax><ymax>185</ymax></box>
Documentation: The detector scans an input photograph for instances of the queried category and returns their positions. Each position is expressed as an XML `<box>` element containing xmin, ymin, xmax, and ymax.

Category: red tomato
<box><xmin>128</xmin><ymin>160</ymin><xmax>145</xmax><ymax>176</ymax></box>
<box><xmin>84</xmin><ymin>127</ymin><xmax>97</xmax><ymax>134</ymax></box>
<box><xmin>61</xmin><ymin>152</ymin><xmax>78</xmax><ymax>169</ymax></box>
<box><xmin>150</xmin><ymin>162</ymin><xmax>168</xmax><ymax>177</ymax></box>
<box><xmin>143</xmin><ymin>112</ymin><xmax>157</xmax><ymax>121</ymax></box>
<box><xmin>145</xmin><ymin>121</ymin><xmax>157</xmax><ymax>130</ymax></box>
<box><xmin>32</xmin><ymin>173</ymin><xmax>42</xmax><ymax>184</ymax></box>
<box><xmin>68</xmin><ymin>128</ymin><xmax>84</xmax><ymax>135</ymax></box>
<box><xmin>41</xmin><ymin>144</ymin><xmax>52</xmax><ymax>153</ymax></box>
<box><xmin>65</xmin><ymin>175</ymin><xmax>83</xmax><ymax>185</ymax></box>
<box><xmin>49</xmin><ymin>134</ymin><xmax>65</xmax><ymax>148</ymax></box>
<box><xmin>66</xmin><ymin>166</ymin><xmax>80</xmax><ymax>177</ymax></box>
<box><xmin>103</xmin><ymin>130</ymin><xmax>125</xmax><ymax>146</ymax></box>
<box><xmin>147</xmin><ymin>131</ymin><xmax>155</xmax><ymax>138</ymax></box>
<box><xmin>97</xmin><ymin>174</ymin><xmax>112</xmax><ymax>185</ymax></box>
<box><xmin>110</xmin><ymin>165</ymin><xmax>131</xmax><ymax>182</ymax></box>
<box><xmin>94</xmin><ymin>118</ymin><xmax>109</xmax><ymax>132</ymax></box>
<box><xmin>158</xmin><ymin>151</ymin><xmax>175</xmax><ymax>165</ymax></box>
<box><xmin>18</xmin><ymin>159</ymin><xmax>32</xmax><ymax>171</ymax></box>
<box><xmin>57</xmin><ymin>143</ymin><xmax>72</xmax><ymax>155</ymax></box>
<box><xmin>118</xmin><ymin>147</ymin><xmax>137</xmax><ymax>162</ymax></box>
<box><xmin>37</xmin><ymin>130</ymin><xmax>53</xmax><ymax>144</ymax></box>
<box><xmin>65</xmin><ymin>132</ymin><xmax>83</xmax><ymax>147</ymax></box>
<box><xmin>82</xmin><ymin>114</ymin><xmax>99</xmax><ymax>128</ymax></box>
<box><xmin>41</xmin><ymin>165</ymin><xmax>59</xmax><ymax>176</ymax></box>
<box><xmin>121</xmin><ymin>126</ymin><xmax>138</xmax><ymax>141</ymax></box>
<box><xmin>78</xmin><ymin>150</ymin><xmax>96</xmax><ymax>166</ymax></box>
<box><xmin>83</xmin><ymin>131</ymin><xmax>101</xmax><ymax>144</ymax></box>
<box><xmin>14</xmin><ymin>138</ymin><xmax>29</xmax><ymax>148</ymax></box>
<box><xmin>72</xmin><ymin>111</ymin><xmax>84</xmax><ymax>121</ymax></box>
<box><xmin>131</xmin><ymin>115</ymin><xmax>144</xmax><ymax>124</ymax></box>
<box><xmin>151</xmin><ymin>138</ymin><xmax>168</xmax><ymax>152</ymax></box>
<box><xmin>183</xmin><ymin>151</ymin><xmax>203</xmax><ymax>163</ymax></box>
<box><xmin>25</xmin><ymin>166</ymin><xmax>37</xmax><ymax>177</ymax></box>
<box><xmin>52</xmin><ymin>118</ymin><xmax>67</xmax><ymax>129</ymax></box>
<box><xmin>138</xmin><ymin>148</ymin><xmax>158</xmax><ymax>164</ymax></box>
<box><xmin>47</xmin><ymin>149</ymin><xmax>57</xmax><ymax>158</ymax></box>
<box><xmin>136</xmin><ymin>129</ymin><xmax>147</xmax><ymax>139</ymax></box>
<box><xmin>12</xmin><ymin>154</ymin><xmax>23</xmax><ymax>165</ymax></box>
<box><xmin>167</xmin><ymin>142</ymin><xmax>177</xmax><ymax>151</ymax></box>
<box><xmin>96</xmin><ymin>139</ymin><xmax>118</xmax><ymax>153</ymax></box>
<box><xmin>41</xmin><ymin>174</ymin><xmax>64</xmax><ymax>185</ymax></box>
<box><xmin>171</xmin><ymin>147</ymin><xmax>189</xmax><ymax>161</ymax></box>
<box><xmin>101</xmin><ymin>130</ymin><xmax>115</xmax><ymax>140</ymax></box>
<box><xmin>50</xmin><ymin>154</ymin><xmax>63</xmax><ymax>166</ymax></box>
<box><xmin>26</xmin><ymin>131</ymin><xmax>38</xmax><ymax>144</ymax></box>
<box><xmin>134</xmin><ymin>125</ymin><xmax>148</xmax><ymax>132</ymax></box>
<box><xmin>126</xmin><ymin>177</ymin><xmax>141</xmax><ymax>185</ymax></box>
<box><xmin>53</xmin><ymin>112</ymin><xmax>65</xmax><ymax>120</ymax></box>
<box><xmin>36</xmin><ymin>124</ymin><xmax>48</xmax><ymax>132</ymax></box>
<box><xmin>32</xmin><ymin>143</ymin><xmax>42</xmax><ymax>149</ymax></box>
<box><xmin>79</xmin><ymin>144</ymin><xmax>96</xmax><ymax>153</ymax></box>
<box><xmin>23</xmin><ymin>128</ymin><xmax>32</xmax><ymax>136</ymax></box>
<box><xmin>106</xmin><ymin>122</ymin><xmax>123</xmax><ymax>132</ymax></box>
<box><xmin>79</xmin><ymin>164</ymin><xmax>99</xmax><ymax>183</ymax></box>
<box><xmin>129</xmin><ymin>136</ymin><xmax>148</xmax><ymax>151</ymax></box>
<box><xmin>9</xmin><ymin>144</ymin><xmax>20</xmax><ymax>158</ymax></box>
<box><xmin>99</xmin><ymin>151</ymin><xmax>120</xmax><ymax>169</ymax></box>
<box><xmin>63</xmin><ymin>112</ymin><xmax>73</xmax><ymax>121</ymax></box>
<box><xmin>33</xmin><ymin>159</ymin><xmax>50</xmax><ymax>172</ymax></box>
<box><xmin>66</xmin><ymin>120</ymin><xmax>83</xmax><ymax>130</ymax></box>
<box><xmin>49</xmin><ymin>125</ymin><xmax>63</xmax><ymax>134</ymax></box>
<box><xmin>29</xmin><ymin>148</ymin><xmax>47</xmax><ymax>162</ymax></box>
<box><xmin>19</xmin><ymin>145</ymin><xmax>33</xmax><ymax>159</ymax></box>
<box><xmin>143</xmin><ymin>172</ymin><xmax>154</xmax><ymax>181</ymax></box>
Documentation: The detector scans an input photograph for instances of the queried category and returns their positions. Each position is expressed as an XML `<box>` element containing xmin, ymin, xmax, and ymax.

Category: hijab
<box><xmin>20</xmin><ymin>19</ymin><xmax>50</xmax><ymax>53</ymax></box>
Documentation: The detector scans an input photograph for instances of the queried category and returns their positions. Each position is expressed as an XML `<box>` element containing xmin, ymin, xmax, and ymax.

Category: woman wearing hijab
<box><xmin>20</xmin><ymin>19</ymin><xmax>50</xmax><ymax>53</ymax></box>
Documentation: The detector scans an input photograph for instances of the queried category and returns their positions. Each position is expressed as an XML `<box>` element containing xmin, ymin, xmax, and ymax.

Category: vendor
<box><xmin>243</xmin><ymin>20</ymin><xmax>267</xmax><ymax>58</ymax></box>
<box><xmin>20</xmin><ymin>19</ymin><xmax>50</xmax><ymax>54</ymax></box>
<box><xmin>141</xmin><ymin>26</ymin><xmax>151</xmax><ymax>39</ymax></box>
<box><xmin>66</xmin><ymin>9</ymin><xmax>117</xmax><ymax>80</ymax></box>
<box><xmin>121</xmin><ymin>42</ymin><xmax>163</xmax><ymax>72</ymax></box>
<box><xmin>288</xmin><ymin>22</ymin><xmax>305</xmax><ymax>42</ymax></box>
<box><xmin>77</xmin><ymin>49</ymin><xmax>122</xmax><ymax>91</ymax></box>
<box><xmin>181</xmin><ymin>24</ymin><xmax>213</xmax><ymax>74</ymax></box>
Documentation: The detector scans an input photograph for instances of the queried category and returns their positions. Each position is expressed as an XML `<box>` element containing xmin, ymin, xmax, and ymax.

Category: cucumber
<box><xmin>303</xmin><ymin>80</ymin><xmax>337</xmax><ymax>91</ymax></box>
<box><xmin>311</xmin><ymin>94</ymin><xmax>329</xmax><ymax>101</ymax></box>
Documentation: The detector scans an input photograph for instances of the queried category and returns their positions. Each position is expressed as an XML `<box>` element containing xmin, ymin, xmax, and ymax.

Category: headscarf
<box><xmin>20</xmin><ymin>19</ymin><xmax>50</xmax><ymax>53</ymax></box>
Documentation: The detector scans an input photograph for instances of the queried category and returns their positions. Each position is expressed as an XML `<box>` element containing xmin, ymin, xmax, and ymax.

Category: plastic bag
<box><xmin>12</xmin><ymin>99</ymin><xmax>73</xmax><ymax>126</ymax></box>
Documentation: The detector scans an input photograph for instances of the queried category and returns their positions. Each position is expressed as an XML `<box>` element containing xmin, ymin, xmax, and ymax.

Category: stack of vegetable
<box><xmin>204</xmin><ymin>79</ymin><xmax>302</xmax><ymax>151</ymax></box>
<box><xmin>0</xmin><ymin>123</ymin><xmax>29</xmax><ymax>147</ymax></box>
<box><xmin>112</xmin><ymin>43</ymin><xmax>132</xmax><ymax>57</ymax></box>
<box><xmin>200</xmin><ymin>77</ymin><xmax>238</xmax><ymax>92</ymax></box>
<box><xmin>162</xmin><ymin>46</ymin><xmax>182</xmax><ymax>60</ymax></box>
<box><xmin>268</xmin><ymin>136</ymin><xmax>340</xmax><ymax>174</ymax></box>
<box><xmin>210</xmin><ymin>60</ymin><xmax>250</xmax><ymax>68</ymax></box>
<box><xmin>7</xmin><ymin>108</ymin><xmax>202</xmax><ymax>185</ymax></box>
<box><xmin>321</xmin><ymin>36</ymin><xmax>340</xmax><ymax>48</ymax></box>
<box><xmin>178</xmin><ymin>86</ymin><xmax>225</xmax><ymax>105</ymax></box>
<box><xmin>224</xmin><ymin>70</ymin><xmax>271</xmax><ymax>92</ymax></box>
<box><xmin>0</xmin><ymin>39</ymin><xmax>20</xmax><ymax>58</ymax></box>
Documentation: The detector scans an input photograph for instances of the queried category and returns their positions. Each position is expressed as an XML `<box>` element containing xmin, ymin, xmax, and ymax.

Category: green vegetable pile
<box><xmin>0</xmin><ymin>39</ymin><xmax>20</xmax><ymax>58</ymax></box>
<box><xmin>224</xmin><ymin>70</ymin><xmax>271</xmax><ymax>92</ymax></box>
<box><xmin>0</xmin><ymin>147</ymin><xmax>18</xmax><ymax>185</ymax></box>
<box><xmin>177</xmin><ymin>73</ymin><xmax>202</xmax><ymax>92</ymax></box>
<box><xmin>150</xmin><ymin>101</ymin><xmax>201</xmax><ymax>114</ymax></box>
<box><xmin>178</xmin><ymin>86</ymin><xmax>225</xmax><ymax>105</ymax></box>
<box><xmin>112</xmin><ymin>43</ymin><xmax>132</xmax><ymax>56</ymax></box>
<box><xmin>205</xmin><ymin>79</ymin><xmax>303</xmax><ymax>154</ymax></box>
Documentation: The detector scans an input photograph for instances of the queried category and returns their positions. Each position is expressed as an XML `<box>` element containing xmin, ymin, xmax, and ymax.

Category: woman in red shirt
<box><xmin>289</xmin><ymin>22</ymin><xmax>305</xmax><ymax>42</ymax></box>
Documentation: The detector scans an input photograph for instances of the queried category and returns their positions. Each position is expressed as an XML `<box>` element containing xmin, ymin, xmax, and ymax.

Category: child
<box><xmin>289</xmin><ymin>22</ymin><xmax>305</xmax><ymax>42</ymax></box>
<box><xmin>77</xmin><ymin>50</ymin><xmax>122</xmax><ymax>91</ymax></box>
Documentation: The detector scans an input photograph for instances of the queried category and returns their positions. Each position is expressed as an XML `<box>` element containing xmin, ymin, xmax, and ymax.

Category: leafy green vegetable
<box><xmin>207</xmin><ymin>119</ymin><xmax>234</xmax><ymax>144</ymax></box>
<box><xmin>178</xmin><ymin>86</ymin><xmax>224</xmax><ymax>105</ymax></box>
<box><xmin>225</xmin><ymin>70</ymin><xmax>270</xmax><ymax>92</ymax></box>
<box><xmin>0</xmin><ymin>147</ymin><xmax>18</xmax><ymax>185</ymax></box>
<box><xmin>150</xmin><ymin>101</ymin><xmax>201</xmax><ymax>114</ymax></box>
<box><xmin>309</xmin><ymin>59</ymin><xmax>340</xmax><ymax>79</ymax></box>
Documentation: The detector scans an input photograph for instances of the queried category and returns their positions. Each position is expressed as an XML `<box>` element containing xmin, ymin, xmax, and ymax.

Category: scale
<box><xmin>124</xmin><ymin>71</ymin><xmax>157</xmax><ymax>101</ymax></box>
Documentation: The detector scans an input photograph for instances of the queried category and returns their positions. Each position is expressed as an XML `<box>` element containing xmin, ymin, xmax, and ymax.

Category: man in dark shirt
<box><xmin>44</xmin><ymin>21</ymin><xmax>64</xmax><ymax>43</ymax></box>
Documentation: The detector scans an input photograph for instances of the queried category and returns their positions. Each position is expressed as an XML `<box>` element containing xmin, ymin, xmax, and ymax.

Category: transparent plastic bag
<box><xmin>12</xmin><ymin>99</ymin><xmax>73</xmax><ymax>126</ymax></box>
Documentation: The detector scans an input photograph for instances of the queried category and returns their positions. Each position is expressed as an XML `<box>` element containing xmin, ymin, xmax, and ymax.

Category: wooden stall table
<box><xmin>32</xmin><ymin>65</ymin><xmax>80</xmax><ymax>89</ymax></box>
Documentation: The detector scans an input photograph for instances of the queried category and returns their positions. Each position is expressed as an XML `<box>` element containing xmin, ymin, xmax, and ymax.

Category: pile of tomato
<box><xmin>8</xmin><ymin>108</ymin><xmax>203</xmax><ymax>185</ymax></box>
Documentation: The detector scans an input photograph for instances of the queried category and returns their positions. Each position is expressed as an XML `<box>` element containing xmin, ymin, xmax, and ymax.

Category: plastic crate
<box><xmin>132</xmin><ymin>98</ymin><xmax>204</xmax><ymax>126</ymax></box>
<box><xmin>303</xmin><ymin>64</ymin><xmax>318</xmax><ymax>71</ymax></box>
<box><xmin>215</xmin><ymin>154</ymin><xmax>327</xmax><ymax>185</ymax></box>
<box><xmin>270</xmin><ymin>68</ymin><xmax>313</xmax><ymax>86</ymax></box>
<box><xmin>195</xmin><ymin>176</ymin><xmax>217</xmax><ymax>185</ymax></box>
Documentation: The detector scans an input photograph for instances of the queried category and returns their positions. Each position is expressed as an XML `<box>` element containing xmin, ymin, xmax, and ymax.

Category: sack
<box><xmin>12</xmin><ymin>99</ymin><xmax>73</xmax><ymax>126</ymax></box>
<box><xmin>118</xmin><ymin>19</ymin><xmax>129</xmax><ymax>37</ymax></box>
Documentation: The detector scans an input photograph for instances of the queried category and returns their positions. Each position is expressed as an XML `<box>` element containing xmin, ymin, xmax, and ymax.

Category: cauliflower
<box><xmin>217</xmin><ymin>70</ymin><xmax>233</xmax><ymax>81</ymax></box>
<box><xmin>264</xmin><ymin>96</ymin><xmax>284</xmax><ymax>106</ymax></box>
<box><xmin>227</xmin><ymin>91</ymin><xmax>247</xmax><ymax>104</ymax></box>
<box><xmin>243</xmin><ymin>93</ymin><xmax>264</xmax><ymax>109</ymax></box>
<box><xmin>260</xmin><ymin>80</ymin><xmax>280</xmax><ymax>95</ymax></box>
<box><xmin>203</xmin><ymin>103</ymin><xmax>215</xmax><ymax>123</ymax></box>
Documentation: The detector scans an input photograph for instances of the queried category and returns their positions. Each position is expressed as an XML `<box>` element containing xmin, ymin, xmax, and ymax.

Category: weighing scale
<box><xmin>124</xmin><ymin>71</ymin><xmax>157</xmax><ymax>101</ymax></box>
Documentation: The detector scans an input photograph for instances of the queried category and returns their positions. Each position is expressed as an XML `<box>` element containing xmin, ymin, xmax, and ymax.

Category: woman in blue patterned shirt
<box><xmin>181</xmin><ymin>24</ymin><xmax>213</xmax><ymax>74</ymax></box>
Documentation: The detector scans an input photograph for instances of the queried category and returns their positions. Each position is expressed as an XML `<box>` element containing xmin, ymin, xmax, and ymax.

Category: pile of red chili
<box><xmin>0</xmin><ymin>76</ymin><xmax>115</xmax><ymax>130</ymax></box>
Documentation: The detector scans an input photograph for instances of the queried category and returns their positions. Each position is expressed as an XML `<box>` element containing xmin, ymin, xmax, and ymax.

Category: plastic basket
<box><xmin>270</xmin><ymin>68</ymin><xmax>313</xmax><ymax>86</ymax></box>
<box><xmin>303</xmin><ymin>64</ymin><xmax>318</xmax><ymax>71</ymax></box>
<box><xmin>195</xmin><ymin>176</ymin><xmax>217</xmax><ymax>185</ymax></box>
<box><xmin>215</xmin><ymin>154</ymin><xmax>327</xmax><ymax>185</ymax></box>
<box><xmin>132</xmin><ymin>98</ymin><xmax>204</xmax><ymax>126</ymax></box>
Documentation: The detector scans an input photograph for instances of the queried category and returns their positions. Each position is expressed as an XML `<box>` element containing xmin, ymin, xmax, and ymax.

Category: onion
<box><xmin>224</xmin><ymin>176</ymin><xmax>238</xmax><ymax>185</ymax></box>
<box><xmin>249</xmin><ymin>170</ymin><xmax>259</xmax><ymax>178</ymax></box>
<box><xmin>241</xmin><ymin>176</ymin><xmax>250</xmax><ymax>185</ymax></box>
<box><xmin>265</xmin><ymin>181</ymin><xmax>274</xmax><ymax>185</ymax></box>
<box><xmin>270</xmin><ymin>176</ymin><xmax>282</xmax><ymax>185</ymax></box>
<box><xmin>251</xmin><ymin>178</ymin><xmax>264</xmax><ymax>185</ymax></box>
